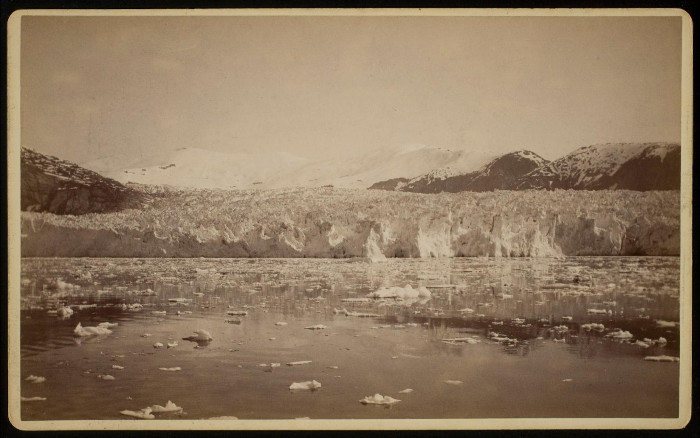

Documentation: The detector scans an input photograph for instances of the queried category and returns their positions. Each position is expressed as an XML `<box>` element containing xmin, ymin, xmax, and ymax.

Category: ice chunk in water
<box><xmin>159</xmin><ymin>367</ymin><xmax>182</xmax><ymax>371</ymax></box>
<box><xmin>150</xmin><ymin>400</ymin><xmax>183</xmax><ymax>413</ymax></box>
<box><xmin>398</xmin><ymin>389</ymin><xmax>413</xmax><ymax>394</ymax></box>
<box><xmin>73</xmin><ymin>322</ymin><xmax>112</xmax><ymax>337</ymax></box>
<box><xmin>287</xmin><ymin>360</ymin><xmax>312</xmax><ymax>366</ymax></box>
<box><xmin>359</xmin><ymin>394</ymin><xmax>401</xmax><ymax>405</ymax></box>
<box><xmin>183</xmin><ymin>329</ymin><xmax>213</xmax><ymax>342</ymax></box>
<box><xmin>57</xmin><ymin>307</ymin><xmax>73</xmax><ymax>318</ymax></box>
<box><xmin>97</xmin><ymin>374</ymin><xmax>115</xmax><ymax>380</ymax></box>
<box><xmin>153</xmin><ymin>342</ymin><xmax>164</xmax><ymax>349</ymax></box>
<box><xmin>444</xmin><ymin>380</ymin><xmax>463</xmax><ymax>385</ymax></box>
<box><xmin>655</xmin><ymin>320</ymin><xmax>678</xmax><ymax>328</ymax></box>
<box><xmin>167</xmin><ymin>342</ymin><xmax>178</xmax><ymax>349</ymax></box>
<box><xmin>304</xmin><ymin>325</ymin><xmax>327</xmax><ymax>330</ymax></box>
<box><xmin>112</xmin><ymin>365</ymin><xmax>124</xmax><ymax>370</ymax></box>
<box><xmin>21</xmin><ymin>396</ymin><xmax>47</xmax><ymax>401</ymax></box>
<box><xmin>25</xmin><ymin>375</ymin><xmax>46</xmax><ymax>384</ymax></box>
<box><xmin>275</xmin><ymin>322</ymin><xmax>288</xmax><ymax>326</ymax></box>
<box><xmin>644</xmin><ymin>355</ymin><xmax>680</xmax><ymax>362</ymax></box>
<box><xmin>289</xmin><ymin>380</ymin><xmax>322</xmax><ymax>391</ymax></box>
<box><xmin>120</xmin><ymin>407</ymin><xmax>155</xmax><ymax>419</ymax></box>
<box><xmin>97</xmin><ymin>322</ymin><xmax>118</xmax><ymax>328</ymax></box>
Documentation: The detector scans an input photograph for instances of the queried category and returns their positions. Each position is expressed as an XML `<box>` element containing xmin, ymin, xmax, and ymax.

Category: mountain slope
<box><xmin>516</xmin><ymin>143</ymin><xmax>681</xmax><ymax>190</ymax></box>
<box><xmin>371</xmin><ymin>150</ymin><xmax>549</xmax><ymax>193</ymax></box>
<box><xmin>21</xmin><ymin>147</ymin><xmax>148</xmax><ymax>215</ymax></box>
<box><xmin>88</xmin><ymin>145</ymin><xmax>494</xmax><ymax>190</ymax></box>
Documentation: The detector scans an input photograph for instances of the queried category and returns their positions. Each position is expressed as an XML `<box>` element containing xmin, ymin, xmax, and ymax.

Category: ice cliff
<box><xmin>21</xmin><ymin>187</ymin><xmax>680</xmax><ymax>258</ymax></box>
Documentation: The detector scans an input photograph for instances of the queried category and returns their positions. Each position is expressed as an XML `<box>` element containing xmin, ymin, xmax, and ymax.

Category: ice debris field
<box><xmin>19</xmin><ymin>256</ymin><xmax>681</xmax><ymax>420</ymax></box>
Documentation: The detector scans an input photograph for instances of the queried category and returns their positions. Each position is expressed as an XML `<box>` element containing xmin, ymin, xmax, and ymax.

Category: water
<box><xmin>18</xmin><ymin>257</ymin><xmax>680</xmax><ymax>420</ymax></box>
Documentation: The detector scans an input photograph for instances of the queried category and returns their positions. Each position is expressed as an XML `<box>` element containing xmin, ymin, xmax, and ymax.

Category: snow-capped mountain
<box><xmin>371</xmin><ymin>143</ymin><xmax>680</xmax><ymax>193</ymax></box>
<box><xmin>515</xmin><ymin>143</ymin><xmax>680</xmax><ymax>190</ymax></box>
<box><xmin>21</xmin><ymin>147</ymin><xmax>148</xmax><ymax>215</ymax></box>
<box><xmin>370</xmin><ymin>150</ymin><xmax>549</xmax><ymax>193</ymax></box>
<box><xmin>85</xmin><ymin>145</ymin><xmax>494</xmax><ymax>190</ymax></box>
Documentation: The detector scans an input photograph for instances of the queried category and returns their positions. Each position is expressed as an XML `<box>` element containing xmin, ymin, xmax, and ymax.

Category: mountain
<box><xmin>370</xmin><ymin>150</ymin><xmax>549</xmax><ymax>193</ymax></box>
<box><xmin>371</xmin><ymin>143</ymin><xmax>681</xmax><ymax>193</ymax></box>
<box><xmin>515</xmin><ymin>143</ymin><xmax>681</xmax><ymax>190</ymax></box>
<box><xmin>85</xmin><ymin>145</ymin><xmax>494</xmax><ymax>190</ymax></box>
<box><xmin>21</xmin><ymin>147</ymin><xmax>148</xmax><ymax>215</ymax></box>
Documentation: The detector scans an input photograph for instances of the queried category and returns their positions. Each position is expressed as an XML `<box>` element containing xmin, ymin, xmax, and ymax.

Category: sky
<box><xmin>20</xmin><ymin>13</ymin><xmax>682</xmax><ymax>167</ymax></box>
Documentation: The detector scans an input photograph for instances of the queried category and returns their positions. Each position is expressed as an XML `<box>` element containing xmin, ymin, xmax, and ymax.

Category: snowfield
<box><xmin>21</xmin><ymin>186</ymin><xmax>680</xmax><ymax>258</ymax></box>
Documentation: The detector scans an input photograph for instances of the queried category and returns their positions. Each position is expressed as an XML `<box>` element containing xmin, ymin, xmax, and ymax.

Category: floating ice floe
<box><xmin>21</xmin><ymin>396</ymin><xmax>46</xmax><ymax>401</ymax></box>
<box><xmin>127</xmin><ymin>303</ymin><xmax>143</xmax><ymax>311</ymax></box>
<box><xmin>304</xmin><ymin>325</ymin><xmax>327</xmax><ymax>330</ymax></box>
<box><xmin>275</xmin><ymin>322</ymin><xmax>288</xmax><ymax>326</ymax></box>
<box><xmin>367</xmin><ymin>285</ymin><xmax>431</xmax><ymax>301</ymax></box>
<box><xmin>587</xmin><ymin>309</ymin><xmax>611</xmax><ymax>315</ymax></box>
<box><xmin>153</xmin><ymin>342</ymin><xmax>164</xmax><ymax>349</ymax></box>
<box><xmin>73</xmin><ymin>322</ymin><xmax>112</xmax><ymax>337</ymax></box>
<box><xmin>656</xmin><ymin>320</ymin><xmax>678</xmax><ymax>328</ymax></box>
<box><xmin>513</xmin><ymin>318</ymin><xmax>526</xmax><ymax>324</ymax></box>
<box><xmin>581</xmin><ymin>323</ymin><xmax>605</xmax><ymax>332</ymax></box>
<box><xmin>359</xmin><ymin>394</ymin><xmax>401</xmax><ymax>405</ymax></box>
<box><xmin>151</xmin><ymin>311</ymin><xmax>166</xmax><ymax>315</ymax></box>
<box><xmin>562</xmin><ymin>379</ymin><xmax>573</xmax><ymax>382</ymax></box>
<box><xmin>605</xmin><ymin>329</ymin><xmax>633</xmax><ymax>340</ymax></box>
<box><xmin>167</xmin><ymin>342</ymin><xmax>178</xmax><ymax>349</ymax></box>
<box><xmin>112</xmin><ymin>365</ymin><xmax>124</xmax><ymax>370</ymax></box>
<box><xmin>341</xmin><ymin>298</ymin><xmax>371</xmax><ymax>303</ymax></box>
<box><xmin>287</xmin><ymin>360</ymin><xmax>312</xmax><ymax>366</ymax></box>
<box><xmin>226</xmin><ymin>310</ymin><xmax>248</xmax><ymax>316</ymax></box>
<box><xmin>459</xmin><ymin>308</ymin><xmax>474</xmax><ymax>313</ymax></box>
<box><xmin>398</xmin><ymin>389</ymin><xmax>413</xmax><ymax>394</ymax></box>
<box><xmin>120</xmin><ymin>407</ymin><xmax>155</xmax><ymax>419</ymax></box>
<box><xmin>289</xmin><ymin>380</ymin><xmax>322</xmax><ymax>391</ymax></box>
<box><xmin>141</xmin><ymin>333</ymin><xmax>152</xmax><ymax>338</ymax></box>
<box><xmin>561</xmin><ymin>316</ymin><xmax>573</xmax><ymax>321</ymax></box>
<box><xmin>98</xmin><ymin>374</ymin><xmax>115</xmax><ymax>380</ymax></box>
<box><xmin>25</xmin><ymin>375</ymin><xmax>46</xmax><ymax>384</ymax></box>
<box><xmin>444</xmin><ymin>380</ymin><xmax>463</xmax><ymax>385</ymax></box>
<box><xmin>177</xmin><ymin>310</ymin><xmax>193</xmax><ymax>315</ymax></box>
<box><xmin>442</xmin><ymin>337</ymin><xmax>479</xmax><ymax>345</ymax></box>
<box><xmin>635</xmin><ymin>340</ymin><xmax>651</xmax><ymax>348</ymax></box>
<box><xmin>159</xmin><ymin>367</ymin><xmax>182</xmax><ymax>371</ymax></box>
<box><xmin>168</xmin><ymin>298</ymin><xmax>191</xmax><ymax>304</ymax></box>
<box><xmin>183</xmin><ymin>329</ymin><xmax>213</xmax><ymax>342</ymax></box>
<box><xmin>57</xmin><ymin>306</ymin><xmax>73</xmax><ymax>318</ymax></box>
<box><xmin>644</xmin><ymin>355</ymin><xmax>680</xmax><ymax>362</ymax></box>
<box><xmin>151</xmin><ymin>401</ymin><xmax>183</xmax><ymax>413</ymax></box>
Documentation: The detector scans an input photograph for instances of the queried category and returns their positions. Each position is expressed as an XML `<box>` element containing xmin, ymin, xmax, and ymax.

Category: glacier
<box><xmin>20</xmin><ymin>187</ymin><xmax>680</xmax><ymax>258</ymax></box>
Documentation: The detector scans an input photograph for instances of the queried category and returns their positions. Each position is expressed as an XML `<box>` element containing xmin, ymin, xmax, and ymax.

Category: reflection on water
<box><xmin>18</xmin><ymin>257</ymin><xmax>680</xmax><ymax>420</ymax></box>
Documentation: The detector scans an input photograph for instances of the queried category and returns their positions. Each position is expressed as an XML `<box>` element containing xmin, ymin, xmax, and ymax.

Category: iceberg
<box><xmin>120</xmin><ymin>407</ymin><xmax>155</xmax><ymax>420</ymax></box>
<box><xmin>57</xmin><ymin>306</ymin><xmax>74</xmax><ymax>318</ymax></box>
<box><xmin>289</xmin><ymin>380</ymin><xmax>322</xmax><ymax>391</ymax></box>
<box><xmin>183</xmin><ymin>329</ymin><xmax>213</xmax><ymax>342</ymax></box>
<box><xmin>73</xmin><ymin>322</ymin><xmax>112</xmax><ymax>337</ymax></box>
<box><xmin>150</xmin><ymin>400</ymin><xmax>183</xmax><ymax>413</ymax></box>
<box><xmin>25</xmin><ymin>375</ymin><xmax>46</xmax><ymax>384</ymax></box>
<box><xmin>367</xmin><ymin>284</ymin><xmax>431</xmax><ymax>300</ymax></box>
<box><xmin>359</xmin><ymin>394</ymin><xmax>401</xmax><ymax>405</ymax></box>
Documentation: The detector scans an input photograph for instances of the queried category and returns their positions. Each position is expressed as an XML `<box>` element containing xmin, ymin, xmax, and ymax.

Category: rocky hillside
<box><xmin>515</xmin><ymin>143</ymin><xmax>681</xmax><ymax>190</ymax></box>
<box><xmin>371</xmin><ymin>143</ymin><xmax>681</xmax><ymax>193</ymax></box>
<box><xmin>21</xmin><ymin>147</ymin><xmax>149</xmax><ymax>215</ymax></box>
<box><xmin>373</xmin><ymin>150</ymin><xmax>548</xmax><ymax>193</ymax></box>
<box><xmin>21</xmin><ymin>186</ymin><xmax>680</xmax><ymax>258</ymax></box>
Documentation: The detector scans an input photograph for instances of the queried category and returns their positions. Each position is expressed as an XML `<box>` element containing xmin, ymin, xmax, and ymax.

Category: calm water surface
<box><xmin>19</xmin><ymin>257</ymin><xmax>680</xmax><ymax>420</ymax></box>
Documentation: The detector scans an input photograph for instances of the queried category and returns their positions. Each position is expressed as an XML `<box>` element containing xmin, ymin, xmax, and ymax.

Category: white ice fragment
<box><xmin>635</xmin><ymin>340</ymin><xmax>651</xmax><ymax>348</ymax></box>
<box><xmin>150</xmin><ymin>400</ymin><xmax>183</xmax><ymax>413</ymax></box>
<box><xmin>153</xmin><ymin>342</ymin><xmax>164</xmax><ymax>349</ymax></box>
<box><xmin>188</xmin><ymin>329</ymin><xmax>213</xmax><ymax>341</ymax></box>
<box><xmin>57</xmin><ymin>307</ymin><xmax>74</xmax><ymax>318</ymax></box>
<box><xmin>158</xmin><ymin>367</ymin><xmax>182</xmax><ymax>371</ymax></box>
<box><xmin>98</xmin><ymin>374</ymin><xmax>115</xmax><ymax>380</ymax></box>
<box><xmin>73</xmin><ymin>322</ymin><xmax>112</xmax><ymax>337</ymax></box>
<box><xmin>359</xmin><ymin>393</ymin><xmax>401</xmax><ymax>405</ymax></box>
<box><xmin>167</xmin><ymin>342</ymin><xmax>178</xmax><ymax>349</ymax></box>
<box><xmin>562</xmin><ymin>378</ymin><xmax>573</xmax><ymax>382</ymax></box>
<box><xmin>97</xmin><ymin>322</ymin><xmax>118</xmax><ymax>328</ymax></box>
<box><xmin>151</xmin><ymin>311</ymin><xmax>166</xmax><ymax>315</ymax></box>
<box><xmin>581</xmin><ymin>323</ymin><xmax>605</xmax><ymax>332</ymax></box>
<box><xmin>657</xmin><ymin>337</ymin><xmax>668</xmax><ymax>345</ymax></box>
<box><xmin>444</xmin><ymin>380</ymin><xmax>463</xmax><ymax>385</ymax></box>
<box><xmin>398</xmin><ymin>388</ymin><xmax>413</xmax><ymax>394</ymax></box>
<box><xmin>270</xmin><ymin>363</ymin><xmax>281</xmax><ymax>368</ymax></box>
<box><xmin>287</xmin><ymin>360</ymin><xmax>312</xmax><ymax>366</ymax></box>
<box><xmin>25</xmin><ymin>375</ymin><xmax>46</xmax><ymax>384</ymax></box>
<box><xmin>112</xmin><ymin>365</ymin><xmax>124</xmax><ymax>370</ymax></box>
<box><xmin>21</xmin><ymin>396</ymin><xmax>47</xmax><ymax>401</ymax></box>
<box><xmin>289</xmin><ymin>380</ymin><xmax>322</xmax><ymax>391</ymax></box>
<box><xmin>655</xmin><ymin>320</ymin><xmax>678</xmax><ymax>328</ymax></box>
<box><xmin>120</xmin><ymin>407</ymin><xmax>155</xmax><ymax>419</ymax></box>
<box><xmin>561</xmin><ymin>316</ymin><xmax>573</xmax><ymax>321</ymax></box>
<box><xmin>141</xmin><ymin>333</ymin><xmax>152</xmax><ymax>338</ymax></box>
<box><xmin>644</xmin><ymin>355</ymin><xmax>680</xmax><ymax>362</ymax></box>
<box><xmin>275</xmin><ymin>322</ymin><xmax>288</xmax><ymax>326</ymax></box>
<box><xmin>304</xmin><ymin>325</ymin><xmax>327</xmax><ymax>330</ymax></box>
<box><xmin>366</xmin><ymin>284</ymin><xmax>431</xmax><ymax>300</ymax></box>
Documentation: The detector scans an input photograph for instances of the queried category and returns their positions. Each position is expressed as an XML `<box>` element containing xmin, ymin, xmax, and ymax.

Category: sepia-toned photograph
<box><xmin>7</xmin><ymin>9</ymin><xmax>692</xmax><ymax>430</ymax></box>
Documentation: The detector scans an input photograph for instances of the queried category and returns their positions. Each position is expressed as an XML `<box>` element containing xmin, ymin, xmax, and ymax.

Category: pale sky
<box><xmin>20</xmin><ymin>14</ymin><xmax>682</xmax><ymax>166</ymax></box>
